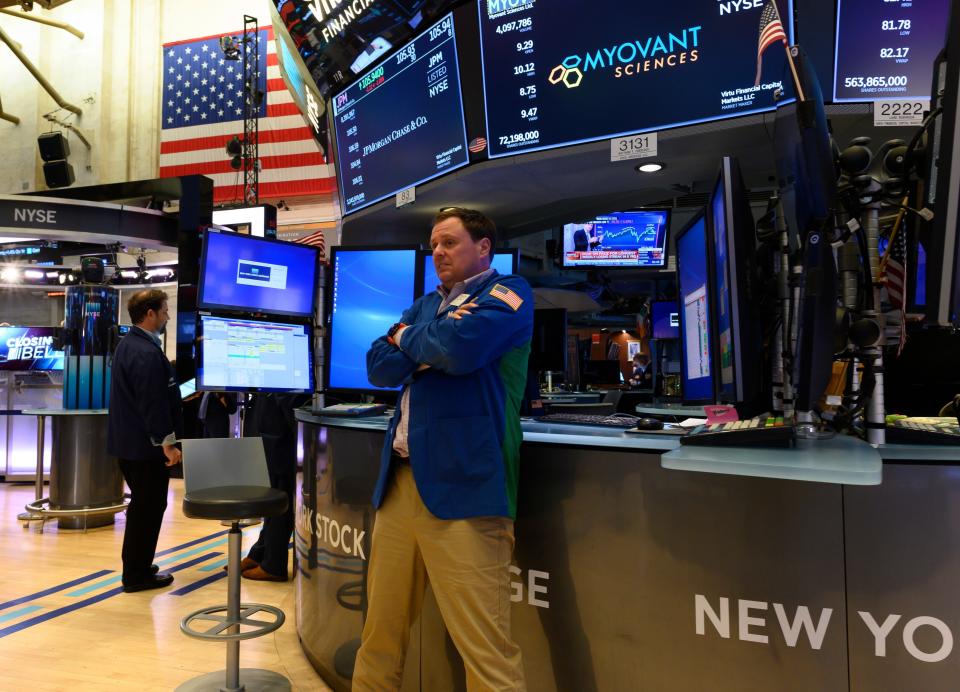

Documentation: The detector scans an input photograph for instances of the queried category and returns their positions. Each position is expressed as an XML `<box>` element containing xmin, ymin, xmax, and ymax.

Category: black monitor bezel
<box><xmin>415</xmin><ymin>247</ymin><xmax>519</xmax><ymax>298</ymax></box>
<box><xmin>674</xmin><ymin>209</ymin><xmax>718</xmax><ymax>406</ymax></box>
<box><xmin>559</xmin><ymin>208</ymin><xmax>672</xmax><ymax>270</ymax></box>
<box><xmin>196</xmin><ymin>312</ymin><xmax>315</xmax><ymax>394</ymax></box>
<box><xmin>324</xmin><ymin>244</ymin><xmax>420</xmax><ymax>399</ymax></box>
<box><xmin>197</xmin><ymin>228</ymin><xmax>320</xmax><ymax>319</ymax></box>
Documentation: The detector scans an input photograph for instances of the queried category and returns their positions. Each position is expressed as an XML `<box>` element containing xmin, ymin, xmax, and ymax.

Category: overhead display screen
<box><xmin>332</xmin><ymin>13</ymin><xmax>470</xmax><ymax>214</ymax></box>
<box><xmin>478</xmin><ymin>0</ymin><xmax>794</xmax><ymax>158</ymax></box>
<box><xmin>833</xmin><ymin>0</ymin><xmax>951</xmax><ymax>102</ymax></box>
<box><xmin>562</xmin><ymin>211</ymin><xmax>669</xmax><ymax>268</ymax></box>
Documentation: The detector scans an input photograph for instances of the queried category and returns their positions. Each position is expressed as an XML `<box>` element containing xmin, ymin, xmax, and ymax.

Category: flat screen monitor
<box><xmin>0</xmin><ymin>327</ymin><xmax>64</xmax><ymax>371</ymax></box>
<box><xmin>327</xmin><ymin>247</ymin><xmax>418</xmax><ymax>393</ymax></box>
<box><xmin>197</xmin><ymin>315</ymin><xmax>313</xmax><ymax>393</ymax></box>
<box><xmin>675</xmin><ymin>211</ymin><xmax>716</xmax><ymax>404</ymax></box>
<box><xmin>651</xmin><ymin>301</ymin><xmax>680</xmax><ymax>340</ymax></box>
<box><xmin>199</xmin><ymin>229</ymin><xmax>319</xmax><ymax>318</ymax></box>
<box><xmin>709</xmin><ymin>156</ymin><xmax>761</xmax><ymax>406</ymax></box>
<box><xmin>833</xmin><ymin>0</ymin><xmax>951</xmax><ymax>102</ymax></box>
<box><xmin>562</xmin><ymin>210</ymin><xmax>670</xmax><ymax>268</ymax></box>
<box><xmin>530</xmin><ymin>309</ymin><xmax>567</xmax><ymax>373</ymax></box>
<box><xmin>477</xmin><ymin>0</ymin><xmax>794</xmax><ymax>158</ymax></box>
<box><xmin>332</xmin><ymin>13</ymin><xmax>470</xmax><ymax>214</ymax></box>
<box><xmin>418</xmin><ymin>249</ymin><xmax>518</xmax><ymax>296</ymax></box>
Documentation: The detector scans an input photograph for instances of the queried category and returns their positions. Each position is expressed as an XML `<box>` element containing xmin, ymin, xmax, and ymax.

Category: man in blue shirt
<box><xmin>353</xmin><ymin>208</ymin><xmax>533</xmax><ymax>691</ymax></box>
<box><xmin>107</xmin><ymin>289</ymin><xmax>183</xmax><ymax>593</ymax></box>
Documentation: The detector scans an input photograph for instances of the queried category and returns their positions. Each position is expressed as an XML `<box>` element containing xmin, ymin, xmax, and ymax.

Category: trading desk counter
<box><xmin>294</xmin><ymin>410</ymin><xmax>960</xmax><ymax>692</ymax></box>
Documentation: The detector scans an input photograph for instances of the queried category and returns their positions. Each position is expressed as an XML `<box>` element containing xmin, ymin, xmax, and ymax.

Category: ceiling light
<box><xmin>58</xmin><ymin>273</ymin><xmax>67</xmax><ymax>285</ymax></box>
<box><xmin>0</xmin><ymin>268</ymin><xmax>20</xmax><ymax>283</ymax></box>
<box><xmin>24</xmin><ymin>270</ymin><xmax>44</xmax><ymax>280</ymax></box>
<box><xmin>635</xmin><ymin>162</ymin><xmax>665</xmax><ymax>173</ymax></box>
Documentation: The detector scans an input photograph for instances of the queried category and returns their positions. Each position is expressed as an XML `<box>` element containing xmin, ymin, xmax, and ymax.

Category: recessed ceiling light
<box><xmin>635</xmin><ymin>162</ymin><xmax>665</xmax><ymax>173</ymax></box>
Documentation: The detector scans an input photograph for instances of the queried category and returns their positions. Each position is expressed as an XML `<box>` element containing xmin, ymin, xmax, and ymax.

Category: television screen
<box><xmin>676</xmin><ymin>213</ymin><xmax>715</xmax><ymax>403</ymax></box>
<box><xmin>332</xmin><ymin>13</ymin><xmax>470</xmax><ymax>214</ymax></box>
<box><xmin>197</xmin><ymin>315</ymin><xmax>313</xmax><ymax>393</ymax></box>
<box><xmin>530</xmin><ymin>308</ymin><xmax>567</xmax><ymax>373</ymax></box>
<box><xmin>833</xmin><ymin>0</ymin><xmax>951</xmax><ymax>102</ymax></box>
<box><xmin>651</xmin><ymin>301</ymin><xmax>680</xmax><ymax>340</ymax></box>
<box><xmin>199</xmin><ymin>229</ymin><xmax>318</xmax><ymax>318</ymax></box>
<box><xmin>478</xmin><ymin>0</ymin><xmax>794</xmax><ymax>158</ymax></box>
<box><xmin>562</xmin><ymin>211</ymin><xmax>669</xmax><ymax>268</ymax></box>
<box><xmin>711</xmin><ymin>175</ymin><xmax>735</xmax><ymax>391</ymax></box>
<box><xmin>328</xmin><ymin>247</ymin><xmax>418</xmax><ymax>392</ymax></box>
<box><xmin>420</xmin><ymin>250</ymin><xmax>518</xmax><ymax>295</ymax></box>
<box><xmin>0</xmin><ymin>327</ymin><xmax>64</xmax><ymax>371</ymax></box>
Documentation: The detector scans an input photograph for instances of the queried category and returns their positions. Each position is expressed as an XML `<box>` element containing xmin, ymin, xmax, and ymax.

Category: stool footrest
<box><xmin>180</xmin><ymin>603</ymin><xmax>285</xmax><ymax>641</ymax></box>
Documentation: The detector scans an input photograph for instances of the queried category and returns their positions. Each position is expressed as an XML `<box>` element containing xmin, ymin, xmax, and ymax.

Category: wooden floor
<box><xmin>0</xmin><ymin>478</ymin><xmax>332</xmax><ymax>692</ymax></box>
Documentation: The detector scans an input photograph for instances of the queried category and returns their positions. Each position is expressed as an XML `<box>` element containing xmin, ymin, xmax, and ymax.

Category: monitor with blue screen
<box><xmin>419</xmin><ymin>249</ymin><xmax>518</xmax><ymax>296</ymax></box>
<box><xmin>327</xmin><ymin>247</ymin><xmax>418</xmax><ymax>393</ymax></box>
<box><xmin>651</xmin><ymin>301</ymin><xmax>680</xmax><ymax>340</ymax></box>
<box><xmin>675</xmin><ymin>211</ymin><xmax>715</xmax><ymax>404</ymax></box>
<box><xmin>199</xmin><ymin>229</ymin><xmax>318</xmax><ymax>318</ymax></box>
<box><xmin>562</xmin><ymin>210</ymin><xmax>669</xmax><ymax>268</ymax></box>
<box><xmin>197</xmin><ymin>315</ymin><xmax>313</xmax><ymax>393</ymax></box>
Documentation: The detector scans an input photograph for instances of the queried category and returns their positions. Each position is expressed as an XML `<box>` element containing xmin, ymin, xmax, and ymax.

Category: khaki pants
<box><xmin>352</xmin><ymin>463</ymin><xmax>526</xmax><ymax>692</ymax></box>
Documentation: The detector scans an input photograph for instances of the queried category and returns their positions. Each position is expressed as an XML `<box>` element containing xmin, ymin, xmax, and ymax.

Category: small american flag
<box><xmin>295</xmin><ymin>228</ymin><xmax>327</xmax><ymax>262</ymax></box>
<box><xmin>755</xmin><ymin>0</ymin><xmax>788</xmax><ymax>87</ymax></box>
<box><xmin>882</xmin><ymin>223</ymin><xmax>908</xmax><ymax>354</ymax></box>
<box><xmin>490</xmin><ymin>283</ymin><xmax>524</xmax><ymax>311</ymax></box>
<box><xmin>469</xmin><ymin>137</ymin><xmax>487</xmax><ymax>154</ymax></box>
<box><xmin>160</xmin><ymin>28</ymin><xmax>335</xmax><ymax>205</ymax></box>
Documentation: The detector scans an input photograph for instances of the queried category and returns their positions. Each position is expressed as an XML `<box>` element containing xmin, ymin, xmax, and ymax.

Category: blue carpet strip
<box><xmin>0</xmin><ymin>569</ymin><xmax>113</xmax><ymax>612</ymax></box>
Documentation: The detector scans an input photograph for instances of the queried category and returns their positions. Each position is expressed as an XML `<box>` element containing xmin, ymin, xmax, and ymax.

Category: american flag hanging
<box><xmin>755</xmin><ymin>0</ymin><xmax>788</xmax><ymax>87</ymax></box>
<box><xmin>159</xmin><ymin>28</ymin><xmax>336</xmax><ymax>205</ymax></box>
<box><xmin>294</xmin><ymin>228</ymin><xmax>327</xmax><ymax>262</ymax></box>
<box><xmin>883</xmin><ymin>225</ymin><xmax>908</xmax><ymax>354</ymax></box>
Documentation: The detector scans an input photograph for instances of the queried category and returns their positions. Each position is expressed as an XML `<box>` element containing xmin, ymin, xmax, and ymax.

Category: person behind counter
<box><xmin>238</xmin><ymin>392</ymin><xmax>308</xmax><ymax>581</ymax></box>
<box><xmin>629</xmin><ymin>352</ymin><xmax>653</xmax><ymax>389</ymax></box>
<box><xmin>353</xmin><ymin>208</ymin><xmax>534</xmax><ymax>691</ymax></box>
<box><xmin>107</xmin><ymin>289</ymin><xmax>183</xmax><ymax>593</ymax></box>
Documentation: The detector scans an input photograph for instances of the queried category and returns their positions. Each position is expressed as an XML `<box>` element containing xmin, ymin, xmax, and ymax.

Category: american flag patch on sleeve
<box><xmin>489</xmin><ymin>283</ymin><xmax>523</xmax><ymax>311</ymax></box>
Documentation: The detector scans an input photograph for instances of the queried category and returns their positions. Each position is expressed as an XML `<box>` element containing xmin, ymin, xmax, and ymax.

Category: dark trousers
<box><xmin>118</xmin><ymin>458</ymin><xmax>170</xmax><ymax>583</ymax></box>
<box><xmin>247</xmin><ymin>470</ymin><xmax>295</xmax><ymax>577</ymax></box>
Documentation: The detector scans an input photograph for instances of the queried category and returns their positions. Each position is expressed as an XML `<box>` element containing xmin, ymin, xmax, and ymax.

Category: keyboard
<box><xmin>680</xmin><ymin>417</ymin><xmax>795</xmax><ymax>447</ymax></box>
<box><xmin>537</xmin><ymin>413</ymin><xmax>639</xmax><ymax>429</ymax></box>
<box><xmin>886</xmin><ymin>418</ymin><xmax>960</xmax><ymax>445</ymax></box>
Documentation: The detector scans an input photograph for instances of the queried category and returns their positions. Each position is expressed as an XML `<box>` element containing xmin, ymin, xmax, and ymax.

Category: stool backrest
<box><xmin>181</xmin><ymin>437</ymin><xmax>270</xmax><ymax>493</ymax></box>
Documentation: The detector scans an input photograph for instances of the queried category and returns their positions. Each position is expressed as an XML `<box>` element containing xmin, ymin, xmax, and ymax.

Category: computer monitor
<box><xmin>198</xmin><ymin>229</ymin><xmax>319</xmax><ymax>318</ymax></box>
<box><xmin>529</xmin><ymin>309</ymin><xmax>567</xmax><ymax>373</ymax></box>
<box><xmin>675</xmin><ymin>211</ymin><xmax>716</xmax><ymax>405</ymax></box>
<box><xmin>418</xmin><ymin>249</ymin><xmax>518</xmax><ymax>297</ymax></box>
<box><xmin>562</xmin><ymin>210</ymin><xmax>670</xmax><ymax>269</ymax></box>
<box><xmin>773</xmin><ymin>47</ymin><xmax>840</xmax><ymax>411</ymax></box>
<box><xmin>709</xmin><ymin>156</ymin><xmax>763</xmax><ymax>408</ymax></box>
<box><xmin>327</xmin><ymin>246</ymin><xmax>418</xmax><ymax>393</ymax></box>
<box><xmin>197</xmin><ymin>315</ymin><xmax>313</xmax><ymax>393</ymax></box>
<box><xmin>651</xmin><ymin>301</ymin><xmax>680</xmax><ymax>340</ymax></box>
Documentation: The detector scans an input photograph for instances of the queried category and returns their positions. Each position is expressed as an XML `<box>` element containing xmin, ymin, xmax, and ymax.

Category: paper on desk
<box><xmin>678</xmin><ymin>417</ymin><xmax>707</xmax><ymax>428</ymax></box>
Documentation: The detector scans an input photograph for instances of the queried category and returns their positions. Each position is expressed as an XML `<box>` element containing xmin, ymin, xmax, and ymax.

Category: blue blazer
<box><xmin>107</xmin><ymin>328</ymin><xmax>184</xmax><ymax>462</ymax></box>
<box><xmin>366</xmin><ymin>271</ymin><xmax>533</xmax><ymax>520</ymax></box>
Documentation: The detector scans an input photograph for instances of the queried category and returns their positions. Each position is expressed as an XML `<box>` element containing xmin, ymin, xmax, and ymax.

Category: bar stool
<box><xmin>177</xmin><ymin>437</ymin><xmax>290</xmax><ymax>692</ymax></box>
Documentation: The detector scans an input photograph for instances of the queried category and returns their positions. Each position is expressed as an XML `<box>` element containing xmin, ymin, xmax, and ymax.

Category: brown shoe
<box><xmin>242</xmin><ymin>565</ymin><xmax>287</xmax><ymax>582</ymax></box>
<box><xmin>223</xmin><ymin>557</ymin><xmax>260</xmax><ymax>573</ymax></box>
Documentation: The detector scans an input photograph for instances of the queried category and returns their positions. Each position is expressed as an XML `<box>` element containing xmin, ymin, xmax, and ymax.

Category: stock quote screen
<box><xmin>477</xmin><ymin>0</ymin><xmax>794</xmax><ymax>158</ymax></box>
<box><xmin>833</xmin><ymin>0</ymin><xmax>951</xmax><ymax>102</ymax></box>
<box><xmin>562</xmin><ymin>211</ymin><xmax>669</xmax><ymax>268</ymax></box>
<box><xmin>332</xmin><ymin>13</ymin><xmax>469</xmax><ymax>214</ymax></box>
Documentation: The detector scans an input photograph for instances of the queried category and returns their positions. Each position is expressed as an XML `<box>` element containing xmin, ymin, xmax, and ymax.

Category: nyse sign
<box><xmin>696</xmin><ymin>594</ymin><xmax>955</xmax><ymax>664</ymax></box>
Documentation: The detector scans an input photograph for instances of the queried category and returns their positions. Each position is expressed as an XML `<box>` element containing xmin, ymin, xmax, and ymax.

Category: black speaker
<box><xmin>38</xmin><ymin>131</ymin><xmax>70</xmax><ymax>161</ymax></box>
<box><xmin>42</xmin><ymin>160</ymin><xmax>75</xmax><ymax>188</ymax></box>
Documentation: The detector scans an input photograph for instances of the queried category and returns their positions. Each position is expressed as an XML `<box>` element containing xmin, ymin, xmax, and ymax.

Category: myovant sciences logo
<box><xmin>550</xmin><ymin>25</ymin><xmax>702</xmax><ymax>89</ymax></box>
